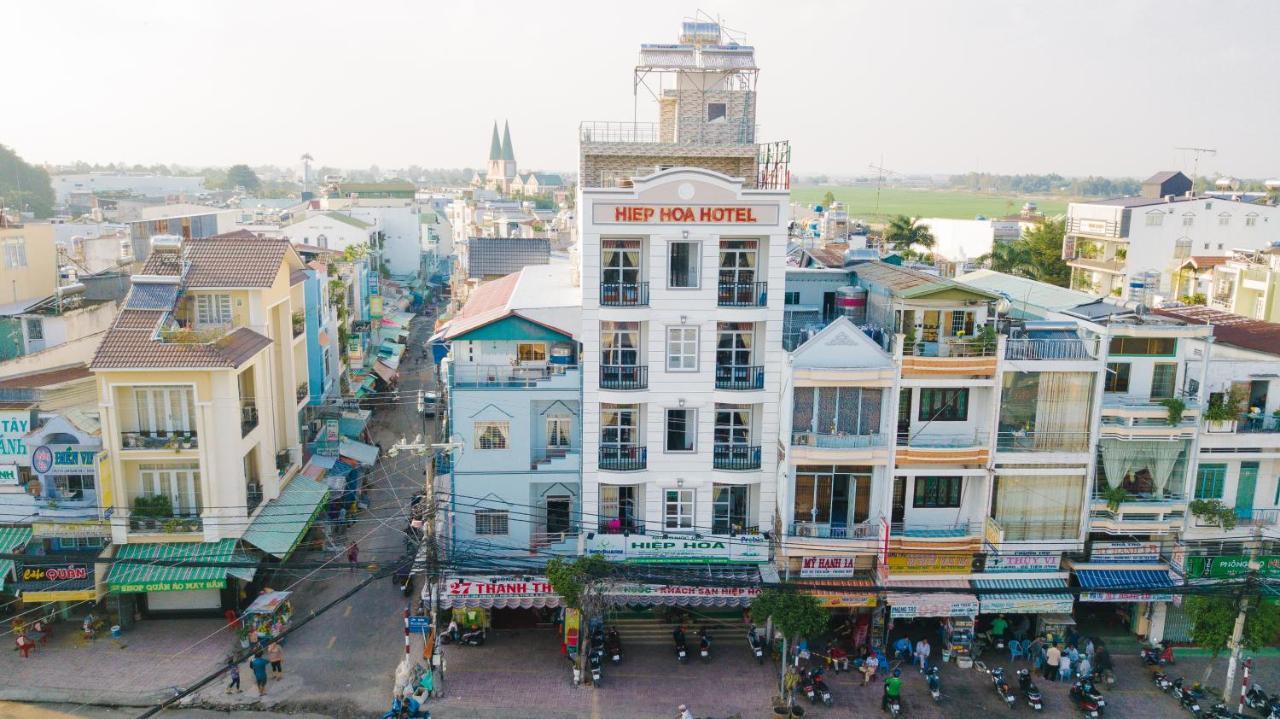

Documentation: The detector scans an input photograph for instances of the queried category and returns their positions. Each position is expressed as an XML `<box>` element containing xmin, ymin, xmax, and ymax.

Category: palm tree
<box><xmin>883</xmin><ymin>215</ymin><xmax>936</xmax><ymax>256</ymax></box>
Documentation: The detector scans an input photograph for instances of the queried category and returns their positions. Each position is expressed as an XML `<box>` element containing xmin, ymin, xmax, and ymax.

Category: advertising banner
<box><xmin>585</xmin><ymin>534</ymin><xmax>768</xmax><ymax>563</ymax></box>
<box><xmin>1090</xmin><ymin>541</ymin><xmax>1161</xmax><ymax>563</ymax></box>
<box><xmin>800</xmin><ymin>555</ymin><xmax>858</xmax><ymax>578</ymax></box>
<box><xmin>886</xmin><ymin>553</ymin><xmax>974</xmax><ymax>574</ymax></box>
<box><xmin>984</xmin><ymin>553</ymin><xmax>1063</xmax><ymax>573</ymax></box>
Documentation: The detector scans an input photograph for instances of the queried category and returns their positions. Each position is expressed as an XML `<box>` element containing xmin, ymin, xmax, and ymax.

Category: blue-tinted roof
<box><xmin>125</xmin><ymin>282</ymin><xmax>179</xmax><ymax>310</ymax></box>
<box><xmin>1075</xmin><ymin>569</ymin><xmax>1174</xmax><ymax>589</ymax></box>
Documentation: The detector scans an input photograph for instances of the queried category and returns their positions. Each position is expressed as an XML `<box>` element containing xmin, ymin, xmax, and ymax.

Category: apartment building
<box><xmin>319</xmin><ymin>182</ymin><xmax>421</xmax><ymax>278</ymax></box>
<box><xmin>1064</xmin><ymin>170</ymin><xmax>1280</xmax><ymax>301</ymax></box>
<box><xmin>91</xmin><ymin>233</ymin><xmax>324</xmax><ymax>614</ymax></box>
<box><xmin>577</xmin><ymin>20</ymin><xmax>789</xmax><ymax>567</ymax></box>
<box><xmin>435</xmin><ymin>264</ymin><xmax>581</xmax><ymax>561</ymax></box>
<box><xmin>1179</xmin><ymin>246</ymin><xmax>1280</xmax><ymax>322</ymax></box>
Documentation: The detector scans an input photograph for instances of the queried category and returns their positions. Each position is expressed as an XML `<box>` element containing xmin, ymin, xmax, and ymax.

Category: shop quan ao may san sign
<box><xmin>585</xmin><ymin>534</ymin><xmax>767</xmax><ymax>564</ymax></box>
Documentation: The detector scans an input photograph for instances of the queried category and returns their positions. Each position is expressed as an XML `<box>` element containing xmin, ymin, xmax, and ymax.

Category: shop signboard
<box><xmin>886</xmin><ymin>553</ymin><xmax>974</xmax><ymax>574</ymax></box>
<box><xmin>585</xmin><ymin>533</ymin><xmax>768</xmax><ymax>563</ymax></box>
<box><xmin>606</xmin><ymin>583</ymin><xmax>761</xmax><ymax>601</ymax></box>
<box><xmin>0</xmin><ymin>410</ymin><xmax>31</xmax><ymax>459</ymax></box>
<box><xmin>370</xmin><ymin>295</ymin><xmax>383</xmax><ymax>319</ymax></box>
<box><xmin>31</xmin><ymin>520</ymin><xmax>111</xmax><ymax>538</ymax></box>
<box><xmin>888</xmin><ymin>595</ymin><xmax>980</xmax><ymax>619</ymax></box>
<box><xmin>109</xmin><ymin>578</ymin><xmax>225</xmax><ymax>593</ymax></box>
<box><xmin>445</xmin><ymin>577</ymin><xmax>555</xmax><ymax>599</ymax></box>
<box><xmin>984</xmin><ymin>553</ymin><xmax>1062</xmax><ymax>573</ymax></box>
<box><xmin>1090</xmin><ymin>541</ymin><xmax>1161</xmax><ymax>563</ymax></box>
<box><xmin>31</xmin><ymin>444</ymin><xmax>98</xmax><ymax>475</ymax></box>
<box><xmin>593</xmin><ymin>204</ymin><xmax>780</xmax><ymax>226</ymax></box>
<box><xmin>20</xmin><ymin>563</ymin><xmax>90</xmax><ymax>587</ymax></box>
<box><xmin>315</xmin><ymin>419</ymin><xmax>341</xmax><ymax>457</ymax></box>
<box><xmin>1184</xmin><ymin>555</ymin><xmax>1280</xmax><ymax>580</ymax></box>
<box><xmin>0</xmin><ymin>463</ymin><xmax>17</xmax><ymax>485</ymax></box>
<box><xmin>800</xmin><ymin>555</ymin><xmax>858</xmax><ymax>578</ymax></box>
<box><xmin>810</xmin><ymin>590</ymin><xmax>877</xmax><ymax>609</ymax></box>
<box><xmin>1080</xmin><ymin>590</ymin><xmax>1173</xmax><ymax>603</ymax></box>
<box><xmin>407</xmin><ymin>616</ymin><xmax>431</xmax><ymax>632</ymax></box>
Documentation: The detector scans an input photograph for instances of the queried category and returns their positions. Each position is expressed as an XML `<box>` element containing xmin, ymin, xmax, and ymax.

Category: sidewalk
<box><xmin>0</xmin><ymin>618</ymin><xmax>230</xmax><ymax>706</ymax></box>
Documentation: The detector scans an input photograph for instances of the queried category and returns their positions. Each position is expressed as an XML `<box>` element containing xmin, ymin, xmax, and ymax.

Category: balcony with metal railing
<box><xmin>895</xmin><ymin>430</ymin><xmax>989</xmax><ymax>466</ymax></box>
<box><xmin>246</xmin><ymin>483</ymin><xmax>263</xmax><ymax>513</ymax></box>
<box><xmin>1237</xmin><ymin>414</ymin><xmax>1280</xmax><ymax>433</ymax></box>
<box><xmin>890</xmin><ymin>520</ymin><xmax>984</xmax><ymax>539</ymax></box>
<box><xmin>1004</xmin><ymin>337</ymin><xmax>1099</xmax><ymax>361</ymax></box>
<box><xmin>712</xmin><ymin>444</ymin><xmax>761</xmax><ymax>470</ymax></box>
<box><xmin>120</xmin><ymin>431</ymin><xmax>198</xmax><ymax>451</ymax></box>
<box><xmin>897</xmin><ymin>335</ymin><xmax>999</xmax><ymax>378</ymax></box>
<box><xmin>789</xmin><ymin>517</ymin><xmax>882</xmax><ymax>540</ymax></box>
<box><xmin>600</xmin><ymin>365</ymin><xmax>648</xmax><ymax>391</ymax></box>
<box><xmin>985</xmin><ymin>515</ymin><xmax>1080</xmax><ymax>543</ymax></box>
<box><xmin>240</xmin><ymin>399</ymin><xmax>259</xmax><ymax>436</ymax></box>
<box><xmin>599</xmin><ymin>446</ymin><xmax>646</xmax><ymax>471</ymax></box>
<box><xmin>717</xmin><ymin>281</ymin><xmax>768</xmax><ymax>307</ymax></box>
<box><xmin>995</xmin><ymin>430</ymin><xmax>1091</xmax><ymax>453</ymax></box>
<box><xmin>791</xmin><ymin>431</ymin><xmax>887</xmax><ymax>449</ymax></box>
<box><xmin>714</xmin><ymin>364</ymin><xmax>764</xmax><ymax>391</ymax></box>
<box><xmin>451</xmin><ymin>364</ymin><xmax>579</xmax><ymax>390</ymax></box>
<box><xmin>600</xmin><ymin>282</ymin><xmax>649</xmax><ymax>307</ymax></box>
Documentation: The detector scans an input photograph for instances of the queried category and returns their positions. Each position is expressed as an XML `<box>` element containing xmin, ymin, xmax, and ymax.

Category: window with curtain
<box><xmin>918</xmin><ymin>388</ymin><xmax>968</xmax><ymax>422</ymax></box>
<box><xmin>602</xmin><ymin>239</ymin><xmax>641</xmax><ymax>285</ymax></box>
<box><xmin>1195</xmin><ymin>463</ymin><xmax>1227</xmax><ymax>499</ymax></box>
<box><xmin>912</xmin><ymin>476</ymin><xmax>962</xmax><ymax>508</ymax></box>
<box><xmin>999</xmin><ymin>372</ymin><xmax>1094</xmax><ymax>450</ymax></box>
<box><xmin>991</xmin><ymin>474</ymin><xmax>1084</xmax><ymax>540</ymax></box>
<box><xmin>792</xmin><ymin>466</ymin><xmax>872</xmax><ymax>527</ymax></box>
<box><xmin>1150</xmin><ymin>363</ymin><xmax>1177</xmax><ymax>399</ymax></box>
<box><xmin>712</xmin><ymin>484</ymin><xmax>750</xmax><ymax>534</ymax></box>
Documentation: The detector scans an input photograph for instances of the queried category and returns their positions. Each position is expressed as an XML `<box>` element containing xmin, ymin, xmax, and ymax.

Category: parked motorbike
<box><xmin>1153</xmin><ymin>669</ymin><xmax>1174</xmax><ymax>693</ymax></box>
<box><xmin>698</xmin><ymin>628</ymin><xmax>712</xmax><ymax>664</ymax></box>
<box><xmin>1171</xmin><ymin>678</ymin><xmax>1203</xmax><ymax>717</ymax></box>
<box><xmin>989</xmin><ymin>667</ymin><xmax>1016</xmax><ymax>708</ymax></box>
<box><xmin>588</xmin><ymin>647</ymin><xmax>603</xmax><ymax>686</ymax></box>
<box><xmin>605</xmin><ymin>627</ymin><xmax>623</xmax><ymax>665</ymax></box>
<box><xmin>673</xmin><ymin>627</ymin><xmax>688</xmax><ymax>665</ymax></box>
<box><xmin>811</xmin><ymin>667</ymin><xmax>833</xmax><ymax>707</ymax></box>
<box><xmin>927</xmin><ymin>665</ymin><xmax>942</xmax><ymax>703</ymax></box>
<box><xmin>799</xmin><ymin>668</ymin><xmax>817</xmax><ymax>704</ymax></box>
<box><xmin>1018</xmin><ymin>668</ymin><xmax>1044</xmax><ymax>711</ymax></box>
<box><xmin>1204</xmin><ymin>703</ymin><xmax>1249</xmax><ymax>719</ymax></box>
<box><xmin>1141</xmin><ymin>641</ymin><xmax>1176</xmax><ymax>666</ymax></box>
<box><xmin>1069</xmin><ymin>683</ymin><xmax>1102</xmax><ymax>718</ymax></box>
<box><xmin>746</xmin><ymin>624</ymin><xmax>764</xmax><ymax>664</ymax></box>
<box><xmin>454</xmin><ymin>625</ymin><xmax>486</xmax><ymax>646</ymax></box>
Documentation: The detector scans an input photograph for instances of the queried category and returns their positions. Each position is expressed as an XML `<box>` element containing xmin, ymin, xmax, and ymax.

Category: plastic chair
<box><xmin>1009</xmin><ymin>639</ymin><xmax>1026</xmax><ymax>662</ymax></box>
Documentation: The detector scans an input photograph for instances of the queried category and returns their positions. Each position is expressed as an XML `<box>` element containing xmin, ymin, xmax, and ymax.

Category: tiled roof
<box><xmin>1152</xmin><ymin>305</ymin><xmax>1280</xmax><ymax>357</ymax></box>
<box><xmin>466</xmin><ymin>237</ymin><xmax>550</xmax><ymax>278</ymax></box>
<box><xmin>1179</xmin><ymin>255</ymin><xmax>1231</xmax><ymax>271</ymax></box>
<box><xmin>290</xmin><ymin>269</ymin><xmax>309</xmax><ymax>286</ymax></box>
<box><xmin>183</xmin><ymin>235</ymin><xmax>291</xmax><ymax>287</ymax></box>
<box><xmin>141</xmin><ymin>251</ymin><xmax>183</xmax><ymax>276</ymax></box>
<box><xmin>852</xmin><ymin>261</ymin><xmax>1000</xmax><ymax>300</ymax></box>
<box><xmin>91</xmin><ymin>323</ymin><xmax>271</xmax><ymax>370</ymax></box>
<box><xmin>0</xmin><ymin>365</ymin><xmax>92</xmax><ymax>389</ymax></box>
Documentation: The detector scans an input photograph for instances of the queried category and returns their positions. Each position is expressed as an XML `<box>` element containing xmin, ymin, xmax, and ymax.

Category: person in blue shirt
<box><xmin>893</xmin><ymin>636</ymin><xmax>912</xmax><ymax>662</ymax></box>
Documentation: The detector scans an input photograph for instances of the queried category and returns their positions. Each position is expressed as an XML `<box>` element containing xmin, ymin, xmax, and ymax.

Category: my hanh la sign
<box><xmin>614</xmin><ymin>206</ymin><xmax>761</xmax><ymax>223</ymax></box>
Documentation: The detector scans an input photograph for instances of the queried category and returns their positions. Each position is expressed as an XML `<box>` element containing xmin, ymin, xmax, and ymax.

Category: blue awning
<box><xmin>1075</xmin><ymin>568</ymin><xmax>1174</xmax><ymax>603</ymax></box>
<box><xmin>973</xmin><ymin>577</ymin><xmax>1073</xmax><ymax>614</ymax></box>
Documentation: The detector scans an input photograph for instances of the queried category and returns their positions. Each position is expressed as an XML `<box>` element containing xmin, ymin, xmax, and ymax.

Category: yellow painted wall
<box><xmin>0</xmin><ymin>224</ymin><xmax>58</xmax><ymax>305</ymax></box>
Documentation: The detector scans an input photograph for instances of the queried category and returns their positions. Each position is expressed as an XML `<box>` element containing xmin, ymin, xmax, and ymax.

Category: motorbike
<box><xmin>1170</xmin><ymin>678</ymin><xmax>1203</xmax><ymax>717</ymax></box>
<box><xmin>927</xmin><ymin>665</ymin><xmax>942</xmax><ymax>703</ymax></box>
<box><xmin>454</xmin><ymin>625</ymin><xmax>486</xmax><ymax>646</ymax></box>
<box><xmin>811</xmin><ymin>667</ymin><xmax>833</xmax><ymax>707</ymax></box>
<box><xmin>746</xmin><ymin>624</ymin><xmax>764</xmax><ymax>664</ymax></box>
<box><xmin>799</xmin><ymin>668</ymin><xmax>817</xmax><ymax>704</ymax></box>
<box><xmin>605</xmin><ymin>627</ymin><xmax>623</xmax><ymax>665</ymax></box>
<box><xmin>1141</xmin><ymin>642</ymin><xmax>1176</xmax><ymax>666</ymax></box>
<box><xmin>1153</xmin><ymin>669</ymin><xmax>1174</xmax><ymax>692</ymax></box>
<box><xmin>1245</xmin><ymin>683</ymin><xmax>1280</xmax><ymax>714</ymax></box>
<box><xmin>588</xmin><ymin>647</ymin><xmax>603</xmax><ymax>686</ymax></box>
<box><xmin>698</xmin><ymin>628</ymin><xmax>712</xmax><ymax>664</ymax></box>
<box><xmin>1071</xmin><ymin>678</ymin><xmax>1106</xmax><ymax>717</ymax></box>
<box><xmin>989</xmin><ymin>667</ymin><xmax>1017</xmax><ymax>708</ymax></box>
<box><xmin>886</xmin><ymin>694</ymin><xmax>903</xmax><ymax>718</ymax></box>
<box><xmin>674</xmin><ymin>628</ymin><xmax>688</xmax><ymax>665</ymax></box>
<box><xmin>1204</xmin><ymin>704</ymin><xmax>1249</xmax><ymax>719</ymax></box>
<box><xmin>1018</xmin><ymin>668</ymin><xmax>1044</xmax><ymax>711</ymax></box>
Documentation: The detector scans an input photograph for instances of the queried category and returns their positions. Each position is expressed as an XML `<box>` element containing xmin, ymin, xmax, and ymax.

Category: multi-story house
<box><xmin>576</xmin><ymin>20</ymin><xmax>790</xmax><ymax>571</ymax></box>
<box><xmin>128</xmin><ymin>204</ymin><xmax>238</xmax><ymax>262</ymax></box>
<box><xmin>1181</xmin><ymin>246</ymin><xmax>1280</xmax><ymax>322</ymax></box>
<box><xmin>1064</xmin><ymin>170</ymin><xmax>1280</xmax><ymax>301</ymax></box>
<box><xmin>318</xmin><ymin>182</ymin><xmax>420</xmax><ymax>279</ymax></box>
<box><xmin>91</xmin><ymin>232</ymin><xmax>325</xmax><ymax>616</ymax></box>
<box><xmin>435</xmin><ymin>264</ymin><xmax>581</xmax><ymax>561</ymax></box>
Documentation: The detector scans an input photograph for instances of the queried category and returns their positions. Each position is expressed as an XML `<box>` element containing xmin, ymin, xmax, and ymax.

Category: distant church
<box><xmin>471</xmin><ymin>120</ymin><xmax>517</xmax><ymax>192</ymax></box>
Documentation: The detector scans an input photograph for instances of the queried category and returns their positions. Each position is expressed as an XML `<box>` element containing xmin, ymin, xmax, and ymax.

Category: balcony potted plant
<box><xmin>180</xmin><ymin>433</ymin><xmax>194</xmax><ymax>449</ymax></box>
<box><xmin>132</xmin><ymin>494</ymin><xmax>173</xmax><ymax>531</ymax></box>
<box><xmin>1204</xmin><ymin>394</ymin><xmax>1239</xmax><ymax>433</ymax></box>
<box><xmin>1160</xmin><ymin>397</ymin><xmax>1187</xmax><ymax>427</ymax></box>
<box><xmin>1189</xmin><ymin>499</ymin><xmax>1237</xmax><ymax>530</ymax></box>
<box><xmin>1103</xmin><ymin>485</ymin><xmax>1128</xmax><ymax>513</ymax></box>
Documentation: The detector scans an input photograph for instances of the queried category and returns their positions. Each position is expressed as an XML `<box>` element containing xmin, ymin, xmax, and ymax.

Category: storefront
<box><xmin>240</xmin><ymin>474</ymin><xmax>328</xmax><ymax>562</ymax></box>
<box><xmin>0</xmin><ymin>527</ymin><xmax>33</xmax><ymax>597</ymax></box>
<box><xmin>971</xmin><ymin>551</ymin><xmax>1072</xmax><ymax>637</ymax></box>
<box><xmin>105</xmin><ymin>539</ymin><xmax>257</xmax><ymax>620</ymax></box>
<box><xmin>17</xmin><ymin>520</ymin><xmax>112</xmax><ymax>617</ymax></box>
<box><xmin>437</xmin><ymin>575</ymin><xmax>560</xmax><ymax>630</ymax></box>
<box><xmin>883</xmin><ymin>574</ymin><xmax>980</xmax><ymax>664</ymax></box>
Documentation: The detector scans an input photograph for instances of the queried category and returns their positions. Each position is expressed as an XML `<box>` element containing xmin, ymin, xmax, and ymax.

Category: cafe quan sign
<box><xmin>592</xmin><ymin>204</ymin><xmax>780</xmax><ymax>226</ymax></box>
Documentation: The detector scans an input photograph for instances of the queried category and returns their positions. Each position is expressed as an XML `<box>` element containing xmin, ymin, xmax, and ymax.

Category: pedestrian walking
<box><xmin>267</xmin><ymin>641</ymin><xmax>284</xmax><ymax>679</ymax></box>
<box><xmin>250</xmin><ymin>651</ymin><xmax>269</xmax><ymax>696</ymax></box>
<box><xmin>677</xmin><ymin>704</ymin><xmax>694</xmax><ymax>719</ymax></box>
<box><xmin>225</xmin><ymin>659</ymin><xmax>243</xmax><ymax>694</ymax></box>
<box><xmin>347</xmin><ymin>542</ymin><xmax>359</xmax><ymax>572</ymax></box>
<box><xmin>1044</xmin><ymin>642</ymin><xmax>1061</xmax><ymax>681</ymax></box>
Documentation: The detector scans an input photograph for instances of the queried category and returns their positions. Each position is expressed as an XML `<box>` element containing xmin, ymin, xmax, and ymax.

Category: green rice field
<box><xmin>790</xmin><ymin>185</ymin><xmax>1072</xmax><ymax>224</ymax></box>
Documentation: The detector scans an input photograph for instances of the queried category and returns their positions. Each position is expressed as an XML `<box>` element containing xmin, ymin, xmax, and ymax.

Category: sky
<box><xmin>4</xmin><ymin>0</ymin><xmax>1279</xmax><ymax>179</ymax></box>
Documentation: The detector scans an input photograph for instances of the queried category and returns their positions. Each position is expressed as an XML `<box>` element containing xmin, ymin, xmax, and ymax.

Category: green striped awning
<box><xmin>0</xmin><ymin>527</ymin><xmax>33</xmax><ymax>592</ymax></box>
<box><xmin>239</xmin><ymin>475</ymin><xmax>328</xmax><ymax>560</ymax></box>
<box><xmin>107</xmin><ymin>539</ymin><xmax>244</xmax><ymax>593</ymax></box>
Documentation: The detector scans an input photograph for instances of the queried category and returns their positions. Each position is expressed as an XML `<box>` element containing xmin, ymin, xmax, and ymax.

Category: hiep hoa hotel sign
<box><xmin>585</xmin><ymin>533</ymin><xmax>767</xmax><ymax>563</ymax></box>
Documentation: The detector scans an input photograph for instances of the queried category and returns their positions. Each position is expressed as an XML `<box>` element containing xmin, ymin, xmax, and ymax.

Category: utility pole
<box><xmin>1222</xmin><ymin>524</ymin><xmax>1263</xmax><ymax>702</ymax></box>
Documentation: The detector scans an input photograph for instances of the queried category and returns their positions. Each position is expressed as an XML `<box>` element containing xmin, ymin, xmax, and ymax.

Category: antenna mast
<box><xmin>1175</xmin><ymin>146</ymin><xmax>1217</xmax><ymax>180</ymax></box>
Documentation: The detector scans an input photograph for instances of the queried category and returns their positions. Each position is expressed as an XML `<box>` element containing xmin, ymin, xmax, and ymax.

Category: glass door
<box><xmin>546</xmin><ymin>417</ymin><xmax>571</xmax><ymax>451</ymax></box>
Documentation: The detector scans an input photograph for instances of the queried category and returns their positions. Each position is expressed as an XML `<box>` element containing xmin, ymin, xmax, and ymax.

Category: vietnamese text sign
<box><xmin>888</xmin><ymin>595</ymin><xmax>980</xmax><ymax>619</ymax></box>
<box><xmin>1184</xmin><ymin>555</ymin><xmax>1280</xmax><ymax>579</ymax></box>
<box><xmin>1091</xmin><ymin>541</ymin><xmax>1161</xmax><ymax>563</ymax></box>
<box><xmin>606</xmin><ymin>583</ymin><xmax>760</xmax><ymax>600</ymax></box>
<box><xmin>446</xmin><ymin>577</ymin><xmax>555</xmax><ymax>598</ymax></box>
<box><xmin>585</xmin><ymin>534</ymin><xmax>768</xmax><ymax>563</ymax></box>
<box><xmin>592</xmin><ymin>204</ymin><xmax>779</xmax><ymax>226</ymax></box>
<box><xmin>31</xmin><ymin>520</ymin><xmax>111</xmax><ymax>538</ymax></box>
<box><xmin>1081</xmin><ymin>590</ymin><xmax>1173</xmax><ymax>603</ymax></box>
<box><xmin>32</xmin><ymin>444</ymin><xmax>98</xmax><ymax>475</ymax></box>
<box><xmin>0</xmin><ymin>464</ymin><xmax>17</xmax><ymax>485</ymax></box>
<box><xmin>109</xmin><ymin>578</ymin><xmax>226</xmax><ymax>593</ymax></box>
<box><xmin>886</xmin><ymin>553</ymin><xmax>974</xmax><ymax>574</ymax></box>
<box><xmin>800</xmin><ymin>556</ymin><xmax>858</xmax><ymax>578</ymax></box>
<box><xmin>0</xmin><ymin>411</ymin><xmax>30</xmax><ymax>458</ymax></box>
<box><xmin>984</xmin><ymin>553</ymin><xmax>1062</xmax><ymax>573</ymax></box>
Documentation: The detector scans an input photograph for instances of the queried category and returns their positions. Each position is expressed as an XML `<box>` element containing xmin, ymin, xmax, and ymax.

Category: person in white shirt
<box><xmin>914</xmin><ymin>638</ymin><xmax>932</xmax><ymax>670</ymax></box>
<box><xmin>678</xmin><ymin>704</ymin><xmax>694</xmax><ymax>719</ymax></box>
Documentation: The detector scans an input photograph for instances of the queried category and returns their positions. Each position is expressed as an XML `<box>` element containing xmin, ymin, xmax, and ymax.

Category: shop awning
<box><xmin>439</xmin><ymin>575</ymin><xmax>561</xmax><ymax>609</ymax></box>
<box><xmin>973</xmin><ymin>577</ymin><xmax>1073</xmax><ymax>614</ymax></box>
<box><xmin>1076</xmin><ymin>568</ymin><xmax>1174</xmax><ymax>603</ymax></box>
<box><xmin>244</xmin><ymin>590</ymin><xmax>292</xmax><ymax>615</ymax></box>
<box><xmin>605</xmin><ymin>564</ymin><xmax>762</xmax><ymax>607</ymax></box>
<box><xmin>373</xmin><ymin>361</ymin><xmax>398</xmax><ymax>384</ymax></box>
<box><xmin>240</xmin><ymin>475</ymin><xmax>329</xmax><ymax>559</ymax></box>
<box><xmin>885</xmin><ymin>578</ymin><xmax>979</xmax><ymax>618</ymax></box>
<box><xmin>0</xmin><ymin>526</ymin><xmax>33</xmax><ymax>591</ymax></box>
<box><xmin>339</xmin><ymin>437</ymin><xmax>379</xmax><ymax>467</ymax></box>
<box><xmin>800</xmin><ymin>578</ymin><xmax>878</xmax><ymax>608</ymax></box>
<box><xmin>107</xmin><ymin>539</ymin><xmax>246</xmax><ymax>593</ymax></box>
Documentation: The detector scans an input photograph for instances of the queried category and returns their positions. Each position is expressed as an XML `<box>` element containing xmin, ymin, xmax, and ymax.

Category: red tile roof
<box><xmin>1153</xmin><ymin>305</ymin><xmax>1280</xmax><ymax>356</ymax></box>
<box><xmin>0</xmin><ymin>365</ymin><xmax>93</xmax><ymax>389</ymax></box>
<box><xmin>439</xmin><ymin>271</ymin><xmax>521</xmax><ymax>340</ymax></box>
<box><xmin>1179</xmin><ymin>255</ymin><xmax>1231</xmax><ymax>271</ymax></box>
<box><xmin>183</xmin><ymin>236</ymin><xmax>292</xmax><ymax>288</ymax></box>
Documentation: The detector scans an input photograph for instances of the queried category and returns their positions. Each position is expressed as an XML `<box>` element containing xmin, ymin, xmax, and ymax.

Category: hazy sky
<box><xmin>5</xmin><ymin>0</ymin><xmax>1278</xmax><ymax>178</ymax></box>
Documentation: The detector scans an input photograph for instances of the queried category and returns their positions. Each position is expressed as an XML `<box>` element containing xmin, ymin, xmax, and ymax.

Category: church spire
<box><xmin>501</xmin><ymin>120</ymin><xmax>515</xmax><ymax>162</ymax></box>
<box><xmin>488</xmin><ymin>122</ymin><xmax>502</xmax><ymax>161</ymax></box>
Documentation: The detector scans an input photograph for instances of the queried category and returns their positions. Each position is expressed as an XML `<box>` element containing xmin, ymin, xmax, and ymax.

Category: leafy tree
<box><xmin>1019</xmin><ymin>218</ymin><xmax>1071</xmax><ymax>287</ymax></box>
<box><xmin>883</xmin><ymin>215</ymin><xmax>936</xmax><ymax>256</ymax></box>
<box><xmin>546</xmin><ymin>554</ymin><xmax>612</xmax><ymax>672</ymax></box>
<box><xmin>820</xmin><ymin>191</ymin><xmax>836</xmax><ymax>209</ymax></box>
<box><xmin>225</xmin><ymin>164</ymin><xmax>261</xmax><ymax>192</ymax></box>
<box><xmin>1185</xmin><ymin>594</ymin><xmax>1280</xmax><ymax>687</ymax></box>
<box><xmin>0</xmin><ymin>144</ymin><xmax>55</xmax><ymax>218</ymax></box>
<box><xmin>749</xmin><ymin>588</ymin><xmax>827</xmax><ymax>647</ymax></box>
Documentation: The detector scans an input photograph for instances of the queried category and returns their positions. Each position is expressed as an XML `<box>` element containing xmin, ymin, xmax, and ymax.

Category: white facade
<box><xmin>52</xmin><ymin>173</ymin><xmax>207</xmax><ymax>204</ymax></box>
<box><xmin>280</xmin><ymin>213</ymin><xmax>376</xmax><ymax>252</ymax></box>
<box><xmin>578</xmin><ymin>169</ymin><xmax>788</xmax><ymax>544</ymax></box>
<box><xmin>320</xmin><ymin>199</ymin><xmax>421</xmax><ymax>278</ymax></box>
